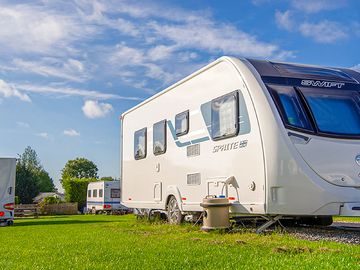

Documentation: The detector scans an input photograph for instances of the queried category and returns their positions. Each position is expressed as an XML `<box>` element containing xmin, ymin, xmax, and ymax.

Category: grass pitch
<box><xmin>0</xmin><ymin>215</ymin><xmax>359</xmax><ymax>269</ymax></box>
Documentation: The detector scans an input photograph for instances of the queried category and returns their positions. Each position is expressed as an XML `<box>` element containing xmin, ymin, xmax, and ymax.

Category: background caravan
<box><xmin>0</xmin><ymin>158</ymin><xmax>16</xmax><ymax>226</ymax></box>
<box><xmin>120</xmin><ymin>56</ymin><xmax>360</xmax><ymax>227</ymax></box>
<box><xmin>86</xmin><ymin>181</ymin><xmax>127</xmax><ymax>214</ymax></box>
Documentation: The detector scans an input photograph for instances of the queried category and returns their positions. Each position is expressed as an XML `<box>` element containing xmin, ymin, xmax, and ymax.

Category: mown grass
<box><xmin>0</xmin><ymin>215</ymin><xmax>359</xmax><ymax>270</ymax></box>
<box><xmin>334</xmin><ymin>216</ymin><xmax>360</xmax><ymax>223</ymax></box>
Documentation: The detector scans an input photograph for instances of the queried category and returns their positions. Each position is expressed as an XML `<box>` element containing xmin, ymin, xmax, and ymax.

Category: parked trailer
<box><xmin>86</xmin><ymin>181</ymin><xmax>126</xmax><ymax>214</ymax></box>
<box><xmin>121</xmin><ymin>56</ymin><xmax>360</xmax><ymax>229</ymax></box>
<box><xmin>0</xmin><ymin>158</ymin><xmax>16</xmax><ymax>226</ymax></box>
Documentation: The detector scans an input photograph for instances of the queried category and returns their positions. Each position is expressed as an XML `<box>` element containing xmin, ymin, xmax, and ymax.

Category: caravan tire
<box><xmin>167</xmin><ymin>196</ymin><xmax>183</xmax><ymax>225</ymax></box>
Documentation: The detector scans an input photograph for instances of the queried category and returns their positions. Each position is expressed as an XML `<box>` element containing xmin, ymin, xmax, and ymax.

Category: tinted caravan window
<box><xmin>302</xmin><ymin>90</ymin><xmax>360</xmax><ymax>135</ymax></box>
<box><xmin>111</xmin><ymin>189</ymin><xmax>120</xmax><ymax>198</ymax></box>
<box><xmin>153</xmin><ymin>120</ymin><xmax>167</xmax><ymax>155</ymax></box>
<box><xmin>134</xmin><ymin>128</ymin><xmax>147</xmax><ymax>160</ymax></box>
<box><xmin>211</xmin><ymin>91</ymin><xmax>239</xmax><ymax>140</ymax></box>
<box><xmin>93</xmin><ymin>189</ymin><xmax>97</xmax><ymax>198</ymax></box>
<box><xmin>269</xmin><ymin>86</ymin><xmax>313</xmax><ymax>131</ymax></box>
<box><xmin>99</xmin><ymin>189</ymin><xmax>103</xmax><ymax>198</ymax></box>
<box><xmin>175</xmin><ymin>111</ymin><xmax>189</xmax><ymax>136</ymax></box>
<box><xmin>88</xmin><ymin>190</ymin><xmax>91</xmax><ymax>197</ymax></box>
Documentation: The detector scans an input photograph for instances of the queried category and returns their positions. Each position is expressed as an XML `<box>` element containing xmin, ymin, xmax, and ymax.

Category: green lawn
<box><xmin>0</xmin><ymin>215</ymin><xmax>359</xmax><ymax>270</ymax></box>
<box><xmin>334</xmin><ymin>216</ymin><xmax>360</xmax><ymax>223</ymax></box>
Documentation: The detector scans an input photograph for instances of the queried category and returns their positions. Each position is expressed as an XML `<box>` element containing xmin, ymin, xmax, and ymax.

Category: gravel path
<box><xmin>286</xmin><ymin>222</ymin><xmax>360</xmax><ymax>245</ymax></box>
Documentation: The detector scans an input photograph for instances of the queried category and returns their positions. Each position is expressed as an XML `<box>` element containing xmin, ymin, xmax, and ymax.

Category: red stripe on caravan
<box><xmin>228</xmin><ymin>197</ymin><xmax>236</xmax><ymax>200</ymax></box>
<box><xmin>182</xmin><ymin>198</ymin><xmax>186</xmax><ymax>201</ymax></box>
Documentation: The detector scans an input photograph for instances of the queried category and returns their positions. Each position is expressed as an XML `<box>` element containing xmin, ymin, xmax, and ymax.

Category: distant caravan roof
<box><xmin>247</xmin><ymin>59</ymin><xmax>360</xmax><ymax>87</ymax></box>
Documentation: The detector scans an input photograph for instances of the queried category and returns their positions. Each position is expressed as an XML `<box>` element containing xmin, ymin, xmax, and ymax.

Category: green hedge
<box><xmin>62</xmin><ymin>178</ymin><xmax>97</xmax><ymax>210</ymax></box>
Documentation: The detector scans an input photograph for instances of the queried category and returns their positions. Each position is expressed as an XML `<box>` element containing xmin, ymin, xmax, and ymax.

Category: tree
<box><xmin>61</xmin><ymin>158</ymin><xmax>99</xmax><ymax>211</ymax></box>
<box><xmin>15</xmin><ymin>163</ymin><xmax>39</xmax><ymax>204</ymax></box>
<box><xmin>15</xmin><ymin>146</ymin><xmax>55</xmax><ymax>203</ymax></box>
<box><xmin>100</xmin><ymin>176</ymin><xmax>114</xmax><ymax>181</ymax></box>
<box><xmin>18</xmin><ymin>146</ymin><xmax>41</xmax><ymax>171</ymax></box>
<box><xmin>61</xmin><ymin>158</ymin><xmax>98</xmax><ymax>180</ymax></box>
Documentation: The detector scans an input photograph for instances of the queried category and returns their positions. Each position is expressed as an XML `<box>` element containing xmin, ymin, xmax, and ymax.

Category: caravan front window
<box><xmin>211</xmin><ymin>91</ymin><xmax>239</xmax><ymax>140</ymax></box>
<box><xmin>99</xmin><ymin>189</ymin><xmax>103</xmax><ymax>198</ymax></box>
<box><xmin>88</xmin><ymin>190</ymin><xmax>91</xmax><ymax>198</ymax></box>
<box><xmin>269</xmin><ymin>86</ymin><xmax>313</xmax><ymax>131</ymax></box>
<box><xmin>93</xmin><ymin>189</ymin><xmax>97</xmax><ymax>198</ymax></box>
<box><xmin>302</xmin><ymin>90</ymin><xmax>360</xmax><ymax>136</ymax></box>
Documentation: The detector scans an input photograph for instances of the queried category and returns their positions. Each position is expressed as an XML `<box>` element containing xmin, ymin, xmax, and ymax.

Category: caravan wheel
<box><xmin>167</xmin><ymin>196</ymin><xmax>183</xmax><ymax>225</ymax></box>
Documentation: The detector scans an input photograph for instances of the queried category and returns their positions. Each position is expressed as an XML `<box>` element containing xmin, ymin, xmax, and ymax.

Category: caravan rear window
<box><xmin>134</xmin><ymin>128</ymin><xmax>147</xmax><ymax>160</ymax></box>
<box><xmin>93</xmin><ymin>189</ymin><xmax>97</xmax><ymax>198</ymax></box>
<box><xmin>211</xmin><ymin>91</ymin><xmax>239</xmax><ymax>140</ymax></box>
<box><xmin>99</xmin><ymin>189</ymin><xmax>103</xmax><ymax>198</ymax></box>
<box><xmin>88</xmin><ymin>190</ymin><xmax>91</xmax><ymax>197</ymax></box>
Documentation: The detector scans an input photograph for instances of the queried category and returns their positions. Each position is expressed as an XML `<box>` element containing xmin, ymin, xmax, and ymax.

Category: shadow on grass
<box><xmin>14</xmin><ymin>218</ymin><xmax>113</xmax><ymax>227</ymax></box>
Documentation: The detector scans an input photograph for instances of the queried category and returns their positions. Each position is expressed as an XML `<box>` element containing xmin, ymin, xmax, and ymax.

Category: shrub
<box><xmin>62</xmin><ymin>178</ymin><xmax>97</xmax><ymax>210</ymax></box>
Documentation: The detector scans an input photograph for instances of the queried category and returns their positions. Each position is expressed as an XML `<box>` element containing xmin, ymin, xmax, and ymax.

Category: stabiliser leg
<box><xmin>256</xmin><ymin>215</ymin><xmax>282</xmax><ymax>234</ymax></box>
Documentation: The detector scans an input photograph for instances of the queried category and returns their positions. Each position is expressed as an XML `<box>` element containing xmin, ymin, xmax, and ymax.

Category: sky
<box><xmin>0</xmin><ymin>0</ymin><xmax>359</xmax><ymax>192</ymax></box>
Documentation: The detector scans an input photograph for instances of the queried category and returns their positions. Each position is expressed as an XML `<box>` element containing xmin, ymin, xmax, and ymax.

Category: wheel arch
<box><xmin>164</xmin><ymin>185</ymin><xmax>183</xmax><ymax>212</ymax></box>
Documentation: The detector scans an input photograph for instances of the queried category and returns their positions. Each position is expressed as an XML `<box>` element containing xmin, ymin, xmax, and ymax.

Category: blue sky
<box><xmin>0</xmin><ymin>0</ymin><xmax>359</xmax><ymax>191</ymax></box>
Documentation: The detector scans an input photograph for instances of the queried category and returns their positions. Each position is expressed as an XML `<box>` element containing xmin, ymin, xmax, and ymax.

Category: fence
<box><xmin>15</xmin><ymin>203</ymin><xmax>78</xmax><ymax>216</ymax></box>
<box><xmin>40</xmin><ymin>203</ymin><xmax>78</xmax><ymax>215</ymax></box>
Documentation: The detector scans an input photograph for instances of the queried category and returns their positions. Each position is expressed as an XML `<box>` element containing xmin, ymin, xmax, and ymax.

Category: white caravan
<box><xmin>86</xmin><ymin>181</ymin><xmax>124</xmax><ymax>213</ymax></box>
<box><xmin>0</xmin><ymin>158</ymin><xmax>16</xmax><ymax>226</ymax></box>
<box><xmin>121</xmin><ymin>56</ymin><xmax>360</xmax><ymax>227</ymax></box>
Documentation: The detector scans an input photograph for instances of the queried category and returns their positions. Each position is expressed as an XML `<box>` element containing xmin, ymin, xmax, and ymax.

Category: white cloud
<box><xmin>14</xmin><ymin>83</ymin><xmax>141</xmax><ymax>100</ymax></box>
<box><xmin>13</xmin><ymin>58</ymin><xmax>87</xmax><ymax>82</ymax></box>
<box><xmin>351</xmin><ymin>64</ymin><xmax>360</xmax><ymax>72</ymax></box>
<box><xmin>0</xmin><ymin>4</ymin><xmax>94</xmax><ymax>55</ymax></box>
<box><xmin>36</xmin><ymin>132</ymin><xmax>49</xmax><ymax>139</ymax></box>
<box><xmin>82</xmin><ymin>100</ymin><xmax>113</xmax><ymax>119</ymax></box>
<box><xmin>291</xmin><ymin>0</ymin><xmax>346</xmax><ymax>14</ymax></box>
<box><xmin>275</xmin><ymin>10</ymin><xmax>294</xmax><ymax>31</ymax></box>
<box><xmin>16</xmin><ymin>121</ymin><xmax>30</xmax><ymax>128</ymax></box>
<box><xmin>0</xmin><ymin>79</ymin><xmax>31</xmax><ymax>102</ymax></box>
<box><xmin>147</xmin><ymin>45</ymin><xmax>176</xmax><ymax>61</ymax></box>
<box><xmin>299</xmin><ymin>21</ymin><xmax>347</xmax><ymax>43</ymax></box>
<box><xmin>63</xmin><ymin>129</ymin><xmax>80</xmax><ymax>136</ymax></box>
<box><xmin>148</xmin><ymin>21</ymin><xmax>284</xmax><ymax>58</ymax></box>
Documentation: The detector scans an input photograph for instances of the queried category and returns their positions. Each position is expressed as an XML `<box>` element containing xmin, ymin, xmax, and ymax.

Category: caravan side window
<box><xmin>211</xmin><ymin>91</ymin><xmax>239</xmax><ymax>140</ymax></box>
<box><xmin>134</xmin><ymin>128</ymin><xmax>147</xmax><ymax>160</ymax></box>
<box><xmin>88</xmin><ymin>190</ymin><xmax>91</xmax><ymax>198</ymax></box>
<box><xmin>111</xmin><ymin>189</ymin><xmax>121</xmax><ymax>198</ymax></box>
<box><xmin>99</xmin><ymin>189</ymin><xmax>103</xmax><ymax>198</ymax></box>
<box><xmin>153</xmin><ymin>120</ymin><xmax>167</xmax><ymax>155</ymax></box>
<box><xmin>93</xmin><ymin>189</ymin><xmax>97</xmax><ymax>198</ymax></box>
<box><xmin>175</xmin><ymin>110</ymin><xmax>189</xmax><ymax>136</ymax></box>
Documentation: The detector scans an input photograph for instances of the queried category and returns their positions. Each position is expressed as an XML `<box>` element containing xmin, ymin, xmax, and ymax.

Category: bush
<box><xmin>62</xmin><ymin>178</ymin><xmax>97</xmax><ymax>210</ymax></box>
<box><xmin>15</xmin><ymin>196</ymin><xmax>20</xmax><ymax>205</ymax></box>
<box><xmin>42</xmin><ymin>196</ymin><xmax>61</xmax><ymax>205</ymax></box>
